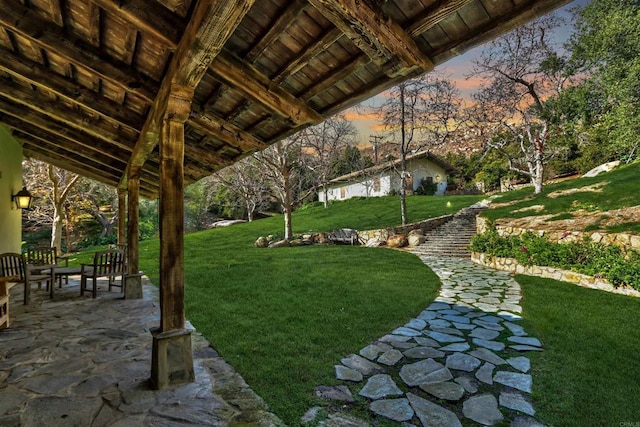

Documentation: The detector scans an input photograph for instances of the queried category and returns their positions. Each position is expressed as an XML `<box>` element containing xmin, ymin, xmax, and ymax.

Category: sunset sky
<box><xmin>345</xmin><ymin>0</ymin><xmax>591</xmax><ymax>147</ymax></box>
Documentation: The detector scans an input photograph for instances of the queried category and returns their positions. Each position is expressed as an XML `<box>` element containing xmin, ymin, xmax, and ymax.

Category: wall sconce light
<box><xmin>12</xmin><ymin>187</ymin><xmax>33</xmax><ymax>210</ymax></box>
<box><xmin>435</xmin><ymin>174</ymin><xmax>442</xmax><ymax>182</ymax></box>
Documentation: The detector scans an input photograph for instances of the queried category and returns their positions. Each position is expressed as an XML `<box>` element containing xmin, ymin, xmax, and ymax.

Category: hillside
<box><xmin>481</xmin><ymin>161</ymin><xmax>640</xmax><ymax>234</ymax></box>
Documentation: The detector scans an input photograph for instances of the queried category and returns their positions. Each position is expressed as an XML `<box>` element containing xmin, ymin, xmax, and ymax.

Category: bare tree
<box><xmin>300</xmin><ymin>115</ymin><xmax>357</xmax><ymax>207</ymax></box>
<box><xmin>215</xmin><ymin>156</ymin><xmax>269</xmax><ymax>222</ymax></box>
<box><xmin>255</xmin><ymin>136</ymin><xmax>313</xmax><ymax>240</ymax></box>
<box><xmin>468</xmin><ymin>14</ymin><xmax>570</xmax><ymax>194</ymax></box>
<box><xmin>378</xmin><ymin>73</ymin><xmax>462</xmax><ymax>225</ymax></box>
<box><xmin>22</xmin><ymin>159</ymin><xmax>80</xmax><ymax>253</ymax></box>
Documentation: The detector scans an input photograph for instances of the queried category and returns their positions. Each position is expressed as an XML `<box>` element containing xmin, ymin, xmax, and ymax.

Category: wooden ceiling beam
<box><xmin>0</xmin><ymin>102</ymin><xmax>143</xmax><ymax>171</ymax></box>
<box><xmin>188</xmin><ymin>112</ymin><xmax>267</xmax><ymax>152</ymax></box>
<box><xmin>430</xmin><ymin>0</ymin><xmax>573</xmax><ymax>65</ymax></box>
<box><xmin>89</xmin><ymin>0</ymin><xmax>184</xmax><ymax>48</ymax></box>
<box><xmin>245</xmin><ymin>0</ymin><xmax>307</xmax><ymax>63</ymax></box>
<box><xmin>124</xmin><ymin>0</ymin><xmax>256</xmax><ymax>187</ymax></box>
<box><xmin>210</xmin><ymin>52</ymin><xmax>323</xmax><ymax>126</ymax></box>
<box><xmin>0</xmin><ymin>1</ymin><xmax>158</xmax><ymax>103</ymax></box>
<box><xmin>0</xmin><ymin>82</ymin><xmax>135</xmax><ymax>151</ymax></box>
<box><xmin>0</xmin><ymin>46</ymin><xmax>144</xmax><ymax>133</ymax></box>
<box><xmin>407</xmin><ymin>0</ymin><xmax>476</xmax><ymax>37</ymax></box>
<box><xmin>308</xmin><ymin>0</ymin><xmax>433</xmax><ymax>75</ymax></box>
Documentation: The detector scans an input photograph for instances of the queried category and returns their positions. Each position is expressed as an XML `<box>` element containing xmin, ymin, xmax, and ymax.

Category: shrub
<box><xmin>470</xmin><ymin>229</ymin><xmax>640</xmax><ymax>290</ymax></box>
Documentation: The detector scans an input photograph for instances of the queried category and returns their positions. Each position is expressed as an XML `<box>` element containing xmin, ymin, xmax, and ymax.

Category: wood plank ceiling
<box><xmin>0</xmin><ymin>0</ymin><xmax>570</xmax><ymax>198</ymax></box>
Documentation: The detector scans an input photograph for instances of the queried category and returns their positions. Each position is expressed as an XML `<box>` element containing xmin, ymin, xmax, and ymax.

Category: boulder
<box><xmin>315</xmin><ymin>233</ymin><xmax>330</xmax><ymax>244</ymax></box>
<box><xmin>387</xmin><ymin>234</ymin><xmax>408</xmax><ymax>248</ymax></box>
<box><xmin>254</xmin><ymin>236</ymin><xmax>269</xmax><ymax>248</ymax></box>
<box><xmin>290</xmin><ymin>239</ymin><xmax>305</xmax><ymax>247</ymax></box>
<box><xmin>408</xmin><ymin>229</ymin><xmax>424</xmax><ymax>237</ymax></box>
<box><xmin>366</xmin><ymin>238</ymin><xmax>386</xmax><ymax>247</ymax></box>
<box><xmin>269</xmin><ymin>239</ymin><xmax>290</xmax><ymax>248</ymax></box>
<box><xmin>408</xmin><ymin>234</ymin><xmax>426</xmax><ymax>247</ymax></box>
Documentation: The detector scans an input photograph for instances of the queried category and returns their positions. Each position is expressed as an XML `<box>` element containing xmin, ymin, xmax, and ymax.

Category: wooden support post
<box><xmin>117</xmin><ymin>188</ymin><xmax>126</xmax><ymax>247</ymax></box>
<box><xmin>126</xmin><ymin>166</ymin><xmax>142</xmax><ymax>299</ymax></box>
<box><xmin>151</xmin><ymin>86</ymin><xmax>194</xmax><ymax>389</ymax></box>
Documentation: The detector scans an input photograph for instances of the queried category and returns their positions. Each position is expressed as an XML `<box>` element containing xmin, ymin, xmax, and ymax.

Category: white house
<box><xmin>319</xmin><ymin>151</ymin><xmax>456</xmax><ymax>203</ymax></box>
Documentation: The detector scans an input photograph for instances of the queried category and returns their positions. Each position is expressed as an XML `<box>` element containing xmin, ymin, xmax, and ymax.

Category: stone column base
<box><xmin>150</xmin><ymin>327</ymin><xmax>195</xmax><ymax>390</ymax></box>
<box><xmin>124</xmin><ymin>274</ymin><xmax>143</xmax><ymax>299</ymax></box>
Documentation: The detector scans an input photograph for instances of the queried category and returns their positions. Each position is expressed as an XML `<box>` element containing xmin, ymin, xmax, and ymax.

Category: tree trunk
<box><xmin>51</xmin><ymin>202</ymin><xmax>63</xmax><ymax>253</ymax></box>
<box><xmin>323</xmin><ymin>184</ymin><xmax>329</xmax><ymax>208</ymax></box>
<box><xmin>400</xmin><ymin>85</ymin><xmax>408</xmax><ymax>226</ymax></box>
<box><xmin>246</xmin><ymin>199</ymin><xmax>254</xmax><ymax>222</ymax></box>
<box><xmin>283</xmin><ymin>171</ymin><xmax>293</xmax><ymax>239</ymax></box>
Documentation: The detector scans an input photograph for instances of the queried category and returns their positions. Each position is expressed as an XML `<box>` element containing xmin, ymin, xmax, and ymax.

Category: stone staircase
<box><xmin>412</xmin><ymin>206</ymin><xmax>485</xmax><ymax>258</ymax></box>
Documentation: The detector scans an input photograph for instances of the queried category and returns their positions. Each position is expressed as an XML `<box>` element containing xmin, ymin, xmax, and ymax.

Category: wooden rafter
<box><xmin>0</xmin><ymin>83</ymin><xmax>135</xmax><ymax>151</ymax></box>
<box><xmin>210</xmin><ymin>52</ymin><xmax>323</xmax><ymax>126</ymax></box>
<box><xmin>188</xmin><ymin>112</ymin><xmax>267</xmax><ymax>152</ymax></box>
<box><xmin>407</xmin><ymin>0</ymin><xmax>476</xmax><ymax>36</ymax></box>
<box><xmin>308</xmin><ymin>0</ymin><xmax>433</xmax><ymax>75</ymax></box>
<box><xmin>89</xmin><ymin>0</ymin><xmax>184</xmax><ymax>48</ymax></box>
<box><xmin>0</xmin><ymin>1</ymin><xmax>158</xmax><ymax>102</ymax></box>
<box><xmin>0</xmin><ymin>46</ymin><xmax>144</xmax><ymax>132</ymax></box>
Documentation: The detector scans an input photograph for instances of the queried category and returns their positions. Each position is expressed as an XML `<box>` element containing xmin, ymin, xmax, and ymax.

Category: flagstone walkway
<box><xmin>0</xmin><ymin>277</ymin><xmax>284</xmax><ymax>426</ymax></box>
<box><xmin>306</xmin><ymin>256</ymin><xmax>545</xmax><ymax>427</ymax></box>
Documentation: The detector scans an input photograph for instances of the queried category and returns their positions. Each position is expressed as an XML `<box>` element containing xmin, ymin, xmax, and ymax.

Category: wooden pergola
<box><xmin>0</xmin><ymin>0</ymin><xmax>570</xmax><ymax>388</ymax></box>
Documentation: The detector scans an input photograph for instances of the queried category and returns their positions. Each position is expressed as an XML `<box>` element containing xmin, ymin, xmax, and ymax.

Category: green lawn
<box><xmin>483</xmin><ymin>162</ymin><xmax>640</xmax><ymax>233</ymax></box>
<box><xmin>518</xmin><ymin>275</ymin><xmax>640</xmax><ymax>426</ymax></box>
<box><xmin>134</xmin><ymin>194</ymin><xmax>470</xmax><ymax>424</ymax></box>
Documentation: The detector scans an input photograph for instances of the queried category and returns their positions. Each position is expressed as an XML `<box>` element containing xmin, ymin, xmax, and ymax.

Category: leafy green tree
<box><xmin>567</xmin><ymin>0</ymin><xmax>640</xmax><ymax>164</ymax></box>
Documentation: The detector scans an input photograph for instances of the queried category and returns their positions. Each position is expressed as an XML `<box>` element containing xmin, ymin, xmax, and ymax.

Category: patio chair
<box><xmin>80</xmin><ymin>249</ymin><xmax>126</xmax><ymax>298</ymax></box>
<box><xmin>0</xmin><ymin>252</ymin><xmax>56</xmax><ymax>305</ymax></box>
<box><xmin>26</xmin><ymin>247</ymin><xmax>59</xmax><ymax>288</ymax></box>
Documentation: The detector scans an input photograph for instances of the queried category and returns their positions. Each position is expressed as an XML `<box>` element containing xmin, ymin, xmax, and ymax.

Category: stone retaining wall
<box><xmin>476</xmin><ymin>216</ymin><xmax>640</xmax><ymax>253</ymax></box>
<box><xmin>471</xmin><ymin>252</ymin><xmax>640</xmax><ymax>298</ymax></box>
<box><xmin>358</xmin><ymin>214</ymin><xmax>453</xmax><ymax>242</ymax></box>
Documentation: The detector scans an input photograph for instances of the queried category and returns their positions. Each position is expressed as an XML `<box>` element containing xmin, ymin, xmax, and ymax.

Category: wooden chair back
<box><xmin>26</xmin><ymin>247</ymin><xmax>58</xmax><ymax>267</ymax></box>
<box><xmin>0</xmin><ymin>252</ymin><xmax>25</xmax><ymax>280</ymax></box>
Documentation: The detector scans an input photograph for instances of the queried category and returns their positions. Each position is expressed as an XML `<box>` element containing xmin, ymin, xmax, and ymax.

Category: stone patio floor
<box><xmin>0</xmin><ymin>276</ymin><xmax>284</xmax><ymax>426</ymax></box>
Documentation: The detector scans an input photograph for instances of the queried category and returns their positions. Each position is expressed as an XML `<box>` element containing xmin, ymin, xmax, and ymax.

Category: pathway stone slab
<box><xmin>504</xmin><ymin>321</ymin><xmax>527</xmax><ymax>336</ymax></box>
<box><xmin>452</xmin><ymin>322</ymin><xmax>475</xmax><ymax>330</ymax></box>
<box><xmin>359</xmin><ymin>343</ymin><xmax>393</xmax><ymax>360</ymax></box>
<box><xmin>510</xmin><ymin>345</ymin><xmax>544</xmax><ymax>352</ymax></box>
<box><xmin>414</xmin><ymin>337</ymin><xmax>440</xmax><ymax>347</ymax></box>
<box><xmin>473</xmin><ymin>320</ymin><xmax>504</xmax><ymax>331</ymax></box>
<box><xmin>420</xmin><ymin>381</ymin><xmax>465</xmax><ymax>401</ymax></box>
<box><xmin>494</xmin><ymin>371</ymin><xmax>532</xmax><ymax>393</ymax></box>
<box><xmin>507</xmin><ymin>357</ymin><xmax>531</xmax><ymax>373</ymax></box>
<box><xmin>407</xmin><ymin>393</ymin><xmax>462</xmax><ymax>427</ymax></box>
<box><xmin>417</xmin><ymin>310</ymin><xmax>437</xmax><ymax>321</ymax></box>
<box><xmin>442</xmin><ymin>314</ymin><xmax>470</xmax><ymax>324</ymax></box>
<box><xmin>377</xmin><ymin>349</ymin><xmax>404</xmax><ymax>366</ymax></box>
<box><xmin>335</xmin><ymin>365</ymin><xmax>363</xmax><ymax>382</ymax></box>
<box><xmin>508</xmin><ymin>336</ymin><xmax>542</xmax><ymax>347</ymax></box>
<box><xmin>512</xmin><ymin>416</ymin><xmax>545</xmax><ymax>427</ymax></box>
<box><xmin>405</xmin><ymin>318</ymin><xmax>427</xmax><ymax>331</ymax></box>
<box><xmin>392</xmin><ymin>327</ymin><xmax>422</xmax><ymax>337</ymax></box>
<box><xmin>431</xmin><ymin>327</ymin><xmax>464</xmax><ymax>336</ymax></box>
<box><xmin>316</xmin><ymin>385</ymin><xmax>355</xmax><ymax>402</ymax></box>
<box><xmin>473</xmin><ymin>303</ymin><xmax>500</xmax><ymax>312</ymax></box>
<box><xmin>469</xmin><ymin>328</ymin><xmax>500</xmax><ymax>341</ymax></box>
<box><xmin>340</xmin><ymin>355</ymin><xmax>384</xmax><ymax>376</ymax></box>
<box><xmin>359</xmin><ymin>374</ymin><xmax>403</xmax><ymax>399</ymax></box>
<box><xmin>438</xmin><ymin>343</ymin><xmax>470</xmax><ymax>352</ymax></box>
<box><xmin>403</xmin><ymin>347</ymin><xmax>445</xmax><ymax>359</ymax></box>
<box><xmin>400</xmin><ymin>359</ymin><xmax>452</xmax><ymax>387</ymax></box>
<box><xmin>379</xmin><ymin>334</ymin><xmax>411</xmax><ymax>343</ymax></box>
<box><xmin>499</xmin><ymin>391</ymin><xmax>535</xmax><ymax>416</ymax></box>
<box><xmin>369</xmin><ymin>398</ymin><xmax>414</xmax><ymax>422</ymax></box>
<box><xmin>472</xmin><ymin>338</ymin><xmax>506</xmax><ymax>352</ymax></box>
<box><xmin>428</xmin><ymin>302</ymin><xmax>451</xmax><ymax>311</ymax></box>
<box><xmin>446</xmin><ymin>353</ymin><xmax>482</xmax><ymax>372</ymax></box>
<box><xmin>463</xmin><ymin>394</ymin><xmax>504</xmax><ymax>425</ymax></box>
<box><xmin>454</xmin><ymin>376</ymin><xmax>478</xmax><ymax>394</ymax></box>
<box><xmin>470</xmin><ymin>348</ymin><xmax>507</xmax><ymax>366</ymax></box>
<box><xmin>427</xmin><ymin>331</ymin><xmax>466</xmax><ymax>343</ymax></box>
<box><xmin>475</xmin><ymin>363</ymin><xmax>495</xmax><ymax>385</ymax></box>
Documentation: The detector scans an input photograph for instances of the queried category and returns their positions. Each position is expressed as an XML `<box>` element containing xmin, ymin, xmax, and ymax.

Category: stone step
<box><xmin>413</xmin><ymin>206</ymin><xmax>485</xmax><ymax>258</ymax></box>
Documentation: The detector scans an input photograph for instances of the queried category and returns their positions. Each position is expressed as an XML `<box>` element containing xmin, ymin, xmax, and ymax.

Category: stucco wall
<box><xmin>0</xmin><ymin>127</ymin><xmax>24</xmax><ymax>254</ymax></box>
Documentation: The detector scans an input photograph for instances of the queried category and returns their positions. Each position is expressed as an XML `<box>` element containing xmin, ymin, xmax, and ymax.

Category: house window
<box><xmin>373</xmin><ymin>177</ymin><xmax>380</xmax><ymax>192</ymax></box>
<box><xmin>340</xmin><ymin>186</ymin><xmax>346</xmax><ymax>199</ymax></box>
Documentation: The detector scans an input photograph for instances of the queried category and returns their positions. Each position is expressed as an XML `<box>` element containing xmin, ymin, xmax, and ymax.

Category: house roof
<box><xmin>0</xmin><ymin>0</ymin><xmax>570</xmax><ymax>197</ymax></box>
<box><xmin>328</xmin><ymin>150</ymin><xmax>457</xmax><ymax>184</ymax></box>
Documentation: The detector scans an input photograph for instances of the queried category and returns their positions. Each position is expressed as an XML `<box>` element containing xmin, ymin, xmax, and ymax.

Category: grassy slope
<box><xmin>518</xmin><ymin>275</ymin><xmax>640</xmax><ymax>426</ymax></box>
<box><xmin>133</xmin><ymin>195</ymin><xmax>478</xmax><ymax>424</ymax></box>
<box><xmin>483</xmin><ymin>162</ymin><xmax>640</xmax><ymax>232</ymax></box>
